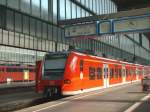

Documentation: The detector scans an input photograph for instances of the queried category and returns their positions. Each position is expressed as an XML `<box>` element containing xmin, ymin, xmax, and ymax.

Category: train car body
<box><xmin>0</xmin><ymin>65</ymin><xmax>35</xmax><ymax>83</ymax></box>
<box><xmin>36</xmin><ymin>51</ymin><xmax>150</xmax><ymax>97</ymax></box>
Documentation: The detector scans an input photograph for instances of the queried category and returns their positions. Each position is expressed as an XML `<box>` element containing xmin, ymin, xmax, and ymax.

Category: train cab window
<box><xmin>80</xmin><ymin>60</ymin><xmax>84</xmax><ymax>72</ymax></box>
<box><xmin>97</xmin><ymin>68</ymin><xmax>102</xmax><ymax>79</ymax></box>
<box><xmin>89</xmin><ymin>67</ymin><xmax>95</xmax><ymax>80</ymax></box>
<box><xmin>43</xmin><ymin>54</ymin><xmax>67</xmax><ymax>80</ymax></box>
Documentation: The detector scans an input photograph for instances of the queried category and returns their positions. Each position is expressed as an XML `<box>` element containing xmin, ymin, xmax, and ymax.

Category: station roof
<box><xmin>112</xmin><ymin>0</ymin><xmax>150</xmax><ymax>11</ymax></box>
<box><xmin>114</xmin><ymin>0</ymin><xmax>150</xmax><ymax>40</ymax></box>
<box><xmin>112</xmin><ymin>0</ymin><xmax>150</xmax><ymax>42</ymax></box>
<box><xmin>58</xmin><ymin>0</ymin><xmax>150</xmax><ymax>46</ymax></box>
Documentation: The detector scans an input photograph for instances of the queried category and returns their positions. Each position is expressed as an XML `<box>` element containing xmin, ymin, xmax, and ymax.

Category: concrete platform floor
<box><xmin>133</xmin><ymin>97</ymin><xmax>150</xmax><ymax>112</ymax></box>
<box><xmin>18</xmin><ymin>82</ymin><xmax>150</xmax><ymax>112</ymax></box>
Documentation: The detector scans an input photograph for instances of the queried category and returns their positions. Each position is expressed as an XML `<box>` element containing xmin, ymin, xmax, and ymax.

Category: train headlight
<box><xmin>64</xmin><ymin>79</ymin><xmax>71</xmax><ymax>84</ymax></box>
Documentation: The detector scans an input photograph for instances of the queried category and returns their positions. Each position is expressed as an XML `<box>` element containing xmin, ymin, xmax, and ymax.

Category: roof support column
<box><xmin>139</xmin><ymin>33</ymin><xmax>142</xmax><ymax>46</ymax></box>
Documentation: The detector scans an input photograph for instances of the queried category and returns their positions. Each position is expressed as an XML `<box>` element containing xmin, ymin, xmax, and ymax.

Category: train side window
<box><xmin>133</xmin><ymin>69</ymin><xmax>135</xmax><ymax>75</ymax></box>
<box><xmin>130</xmin><ymin>69</ymin><xmax>132</xmax><ymax>76</ymax></box>
<box><xmin>18</xmin><ymin>68</ymin><xmax>23</xmax><ymax>72</ymax></box>
<box><xmin>80</xmin><ymin>60</ymin><xmax>84</xmax><ymax>72</ymax></box>
<box><xmin>110</xmin><ymin>68</ymin><xmax>112</xmax><ymax>78</ymax></box>
<box><xmin>117</xmin><ymin>69</ymin><xmax>119</xmax><ymax>78</ymax></box>
<box><xmin>6</xmin><ymin>68</ymin><xmax>11</xmax><ymax>72</ymax></box>
<box><xmin>89</xmin><ymin>67</ymin><xmax>95</xmax><ymax>80</ymax></box>
<box><xmin>13</xmin><ymin>68</ymin><xmax>18</xmax><ymax>72</ymax></box>
<box><xmin>2</xmin><ymin>68</ymin><xmax>5</xmax><ymax>72</ymax></box>
<box><xmin>126</xmin><ymin>69</ymin><xmax>129</xmax><ymax>77</ymax></box>
<box><xmin>119</xmin><ymin>69</ymin><xmax>121</xmax><ymax>77</ymax></box>
<box><xmin>136</xmin><ymin>69</ymin><xmax>139</xmax><ymax>76</ymax></box>
<box><xmin>11</xmin><ymin>68</ymin><xmax>14</xmax><ymax>72</ymax></box>
<box><xmin>122</xmin><ymin>69</ymin><xmax>125</xmax><ymax>77</ymax></box>
<box><xmin>110</xmin><ymin>68</ymin><xmax>114</xmax><ymax>78</ymax></box>
<box><xmin>29</xmin><ymin>68</ymin><xmax>35</xmax><ymax>72</ymax></box>
<box><xmin>112</xmin><ymin>69</ymin><xmax>114</xmax><ymax>78</ymax></box>
<box><xmin>97</xmin><ymin>68</ymin><xmax>102</xmax><ymax>79</ymax></box>
<box><xmin>129</xmin><ymin>69</ymin><xmax>132</xmax><ymax>76</ymax></box>
<box><xmin>0</xmin><ymin>68</ymin><xmax>1</xmax><ymax>72</ymax></box>
<box><xmin>115</xmin><ymin>68</ymin><xmax>118</xmax><ymax>78</ymax></box>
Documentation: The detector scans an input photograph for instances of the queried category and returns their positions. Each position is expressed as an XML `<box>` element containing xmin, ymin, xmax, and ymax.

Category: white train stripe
<box><xmin>62</xmin><ymin>81</ymin><xmax>140</xmax><ymax>95</ymax></box>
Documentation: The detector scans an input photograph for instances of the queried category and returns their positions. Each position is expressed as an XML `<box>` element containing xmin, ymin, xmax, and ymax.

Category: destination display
<box><xmin>113</xmin><ymin>16</ymin><xmax>150</xmax><ymax>33</ymax></box>
<box><xmin>65</xmin><ymin>23</ymin><xmax>97</xmax><ymax>37</ymax></box>
<box><xmin>64</xmin><ymin>14</ymin><xmax>150</xmax><ymax>38</ymax></box>
<box><xmin>99</xmin><ymin>21</ymin><xmax>112</xmax><ymax>34</ymax></box>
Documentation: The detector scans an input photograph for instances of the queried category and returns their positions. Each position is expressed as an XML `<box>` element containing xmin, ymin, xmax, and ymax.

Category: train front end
<box><xmin>36</xmin><ymin>52</ymin><xmax>68</xmax><ymax>98</ymax></box>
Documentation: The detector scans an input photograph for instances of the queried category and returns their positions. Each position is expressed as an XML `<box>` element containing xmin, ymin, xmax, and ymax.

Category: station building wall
<box><xmin>0</xmin><ymin>0</ymin><xmax>149</xmax><ymax>65</ymax></box>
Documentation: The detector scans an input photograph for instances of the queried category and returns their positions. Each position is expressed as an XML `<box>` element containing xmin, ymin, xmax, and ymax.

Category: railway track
<box><xmin>0</xmin><ymin>86</ymin><xmax>66</xmax><ymax>112</ymax></box>
<box><xmin>0</xmin><ymin>86</ymin><xmax>34</xmax><ymax>95</ymax></box>
<box><xmin>0</xmin><ymin>82</ymin><xmax>144</xmax><ymax>112</ymax></box>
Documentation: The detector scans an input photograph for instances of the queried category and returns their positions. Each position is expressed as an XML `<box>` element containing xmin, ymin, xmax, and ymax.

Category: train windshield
<box><xmin>44</xmin><ymin>58</ymin><xmax>66</xmax><ymax>70</ymax></box>
<box><xmin>43</xmin><ymin>54</ymin><xmax>67</xmax><ymax>80</ymax></box>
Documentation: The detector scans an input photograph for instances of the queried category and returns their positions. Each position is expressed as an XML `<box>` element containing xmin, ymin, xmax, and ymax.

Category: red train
<box><xmin>36</xmin><ymin>51</ymin><xmax>150</xmax><ymax>97</ymax></box>
<box><xmin>0</xmin><ymin>64</ymin><xmax>35</xmax><ymax>83</ymax></box>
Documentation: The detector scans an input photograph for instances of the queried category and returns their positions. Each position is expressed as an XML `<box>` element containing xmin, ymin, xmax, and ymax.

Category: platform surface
<box><xmin>18</xmin><ymin>82</ymin><xmax>150</xmax><ymax>112</ymax></box>
<box><xmin>133</xmin><ymin>97</ymin><xmax>150</xmax><ymax>112</ymax></box>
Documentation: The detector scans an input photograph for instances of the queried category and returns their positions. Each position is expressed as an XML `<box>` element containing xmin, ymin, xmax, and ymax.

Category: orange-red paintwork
<box><xmin>36</xmin><ymin>51</ymin><xmax>150</xmax><ymax>95</ymax></box>
<box><xmin>0</xmin><ymin>66</ymin><xmax>35</xmax><ymax>83</ymax></box>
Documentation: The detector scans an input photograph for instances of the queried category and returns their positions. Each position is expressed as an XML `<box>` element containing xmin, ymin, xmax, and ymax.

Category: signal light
<box><xmin>64</xmin><ymin>79</ymin><xmax>71</xmax><ymax>84</ymax></box>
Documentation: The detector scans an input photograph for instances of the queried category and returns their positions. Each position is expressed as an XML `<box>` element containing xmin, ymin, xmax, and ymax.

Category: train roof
<box><xmin>45</xmin><ymin>50</ymin><xmax>149</xmax><ymax>68</ymax></box>
<box><xmin>71</xmin><ymin>51</ymin><xmax>147</xmax><ymax>67</ymax></box>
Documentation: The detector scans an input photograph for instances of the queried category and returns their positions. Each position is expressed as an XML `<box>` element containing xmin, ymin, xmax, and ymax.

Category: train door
<box><xmin>142</xmin><ymin>68</ymin><xmax>145</xmax><ymax>78</ymax></box>
<box><xmin>122</xmin><ymin>65</ymin><xmax>126</xmax><ymax>83</ymax></box>
<box><xmin>135</xmin><ymin>68</ymin><xmax>139</xmax><ymax>80</ymax></box>
<box><xmin>80</xmin><ymin>60</ymin><xmax>84</xmax><ymax>91</ymax></box>
<box><xmin>103</xmin><ymin>64</ymin><xmax>109</xmax><ymax>88</ymax></box>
